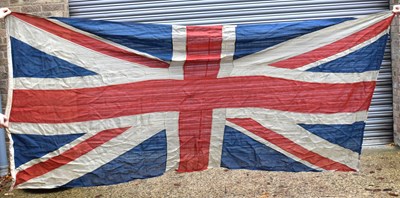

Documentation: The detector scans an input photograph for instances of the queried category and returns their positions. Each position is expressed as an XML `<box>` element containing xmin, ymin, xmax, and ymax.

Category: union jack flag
<box><xmin>5</xmin><ymin>12</ymin><xmax>393</xmax><ymax>188</ymax></box>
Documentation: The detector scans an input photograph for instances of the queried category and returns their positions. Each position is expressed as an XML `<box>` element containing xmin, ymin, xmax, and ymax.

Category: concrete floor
<box><xmin>1</xmin><ymin>146</ymin><xmax>399</xmax><ymax>198</ymax></box>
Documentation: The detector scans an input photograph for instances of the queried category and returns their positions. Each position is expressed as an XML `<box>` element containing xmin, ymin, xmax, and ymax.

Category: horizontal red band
<box><xmin>11</xmin><ymin>76</ymin><xmax>375</xmax><ymax>123</ymax></box>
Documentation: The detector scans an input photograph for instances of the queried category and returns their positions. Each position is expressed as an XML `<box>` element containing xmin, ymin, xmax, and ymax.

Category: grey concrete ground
<box><xmin>0</xmin><ymin>146</ymin><xmax>399</xmax><ymax>198</ymax></box>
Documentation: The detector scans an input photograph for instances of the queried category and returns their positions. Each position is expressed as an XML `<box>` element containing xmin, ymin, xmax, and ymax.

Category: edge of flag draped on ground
<box><xmin>3</xmin><ymin>11</ymin><xmax>396</xmax><ymax>189</ymax></box>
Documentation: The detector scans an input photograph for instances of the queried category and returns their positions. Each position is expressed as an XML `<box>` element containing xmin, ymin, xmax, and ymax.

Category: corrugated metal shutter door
<box><xmin>68</xmin><ymin>0</ymin><xmax>393</xmax><ymax>146</ymax></box>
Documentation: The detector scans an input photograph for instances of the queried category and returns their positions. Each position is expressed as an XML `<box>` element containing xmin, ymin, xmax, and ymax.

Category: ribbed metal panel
<box><xmin>68</xmin><ymin>0</ymin><xmax>393</xmax><ymax>146</ymax></box>
<box><xmin>69</xmin><ymin>0</ymin><xmax>389</xmax><ymax>24</ymax></box>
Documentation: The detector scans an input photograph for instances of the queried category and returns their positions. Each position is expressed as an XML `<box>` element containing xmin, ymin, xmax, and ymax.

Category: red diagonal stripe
<box><xmin>227</xmin><ymin>118</ymin><xmax>355</xmax><ymax>171</ymax></box>
<box><xmin>11</xmin><ymin>13</ymin><xmax>169</xmax><ymax>69</ymax></box>
<box><xmin>15</xmin><ymin>127</ymin><xmax>130</xmax><ymax>187</ymax></box>
<box><xmin>10</xmin><ymin>77</ymin><xmax>375</xmax><ymax>123</ymax></box>
<box><xmin>270</xmin><ymin>15</ymin><xmax>394</xmax><ymax>69</ymax></box>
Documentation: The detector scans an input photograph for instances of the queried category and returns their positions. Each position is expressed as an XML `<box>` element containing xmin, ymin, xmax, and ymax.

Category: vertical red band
<box><xmin>183</xmin><ymin>26</ymin><xmax>223</xmax><ymax>79</ymax></box>
<box><xmin>178</xmin><ymin>110</ymin><xmax>213</xmax><ymax>171</ymax></box>
<box><xmin>178</xmin><ymin>26</ymin><xmax>223</xmax><ymax>172</ymax></box>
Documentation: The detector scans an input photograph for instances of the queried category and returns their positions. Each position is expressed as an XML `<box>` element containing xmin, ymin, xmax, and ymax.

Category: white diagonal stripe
<box><xmin>49</xmin><ymin>18</ymin><xmax>167</xmax><ymax>63</ymax></box>
<box><xmin>226</xmin><ymin>121</ymin><xmax>324</xmax><ymax>171</ymax></box>
<box><xmin>234</xmin><ymin>12</ymin><xmax>392</xmax><ymax>68</ymax></box>
<box><xmin>8</xmin><ymin>16</ymin><xmax>179</xmax><ymax>90</ymax></box>
<box><xmin>16</xmin><ymin>122</ymin><xmax>163</xmax><ymax>189</ymax></box>
<box><xmin>10</xmin><ymin>112</ymin><xmax>171</xmax><ymax>135</ymax></box>
<box><xmin>297</xmin><ymin>30</ymin><xmax>389</xmax><ymax>71</ymax></box>
<box><xmin>14</xmin><ymin>112</ymin><xmax>169</xmax><ymax>174</ymax></box>
<box><xmin>226</xmin><ymin>108</ymin><xmax>362</xmax><ymax>170</ymax></box>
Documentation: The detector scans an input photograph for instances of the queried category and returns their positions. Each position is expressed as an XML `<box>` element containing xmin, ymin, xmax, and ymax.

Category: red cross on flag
<box><xmin>5</xmin><ymin>11</ymin><xmax>394</xmax><ymax>188</ymax></box>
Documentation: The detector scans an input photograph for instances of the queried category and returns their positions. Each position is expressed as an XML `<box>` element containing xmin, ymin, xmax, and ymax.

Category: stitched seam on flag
<box><xmin>11</xmin><ymin>13</ymin><xmax>169</xmax><ymax>69</ymax></box>
<box><xmin>49</xmin><ymin>18</ymin><xmax>169</xmax><ymax>65</ymax></box>
<box><xmin>296</xmin><ymin>29</ymin><xmax>390</xmax><ymax>71</ymax></box>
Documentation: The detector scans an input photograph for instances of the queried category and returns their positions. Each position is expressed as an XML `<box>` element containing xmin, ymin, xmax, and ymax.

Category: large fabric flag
<box><xmin>5</xmin><ymin>12</ymin><xmax>394</xmax><ymax>189</ymax></box>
